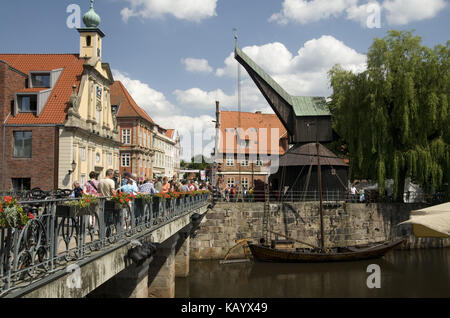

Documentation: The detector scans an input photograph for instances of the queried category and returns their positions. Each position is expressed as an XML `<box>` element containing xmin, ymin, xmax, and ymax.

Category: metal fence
<box><xmin>213</xmin><ymin>189</ymin><xmax>445</xmax><ymax>204</ymax></box>
<box><xmin>0</xmin><ymin>194</ymin><xmax>210</xmax><ymax>297</ymax></box>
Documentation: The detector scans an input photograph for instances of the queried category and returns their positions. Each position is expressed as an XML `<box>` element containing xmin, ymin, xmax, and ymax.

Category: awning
<box><xmin>399</xmin><ymin>202</ymin><xmax>450</xmax><ymax>238</ymax></box>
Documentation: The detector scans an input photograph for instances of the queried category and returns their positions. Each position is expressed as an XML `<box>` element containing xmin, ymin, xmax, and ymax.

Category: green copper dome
<box><xmin>83</xmin><ymin>0</ymin><xmax>101</xmax><ymax>28</ymax></box>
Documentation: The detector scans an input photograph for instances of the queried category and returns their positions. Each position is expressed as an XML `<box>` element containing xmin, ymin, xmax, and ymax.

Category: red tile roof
<box><xmin>219</xmin><ymin>111</ymin><xmax>288</xmax><ymax>155</ymax></box>
<box><xmin>111</xmin><ymin>81</ymin><xmax>155</xmax><ymax>125</ymax></box>
<box><xmin>0</xmin><ymin>54</ymin><xmax>84</xmax><ymax>124</ymax></box>
<box><xmin>165</xmin><ymin>129</ymin><xmax>175</xmax><ymax>139</ymax></box>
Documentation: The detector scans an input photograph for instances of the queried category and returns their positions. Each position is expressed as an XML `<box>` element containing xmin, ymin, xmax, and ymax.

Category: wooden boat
<box><xmin>248</xmin><ymin>238</ymin><xmax>406</xmax><ymax>263</ymax></box>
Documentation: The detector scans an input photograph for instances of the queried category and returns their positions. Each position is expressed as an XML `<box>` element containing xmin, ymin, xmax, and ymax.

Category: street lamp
<box><xmin>68</xmin><ymin>160</ymin><xmax>77</xmax><ymax>175</ymax></box>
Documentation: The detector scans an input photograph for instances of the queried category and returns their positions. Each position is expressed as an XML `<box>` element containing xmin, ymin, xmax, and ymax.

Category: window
<box><xmin>122</xmin><ymin>153</ymin><xmax>131</xmax><ymax>167</ymax></box>
<box><xmin>80</xmin><ymin>147</ymin><xmax>86</xmax><ymax>161</ymax></box>
<box><xmin>227</xmin><ymin>178</ymin><xmax>235</xmax><ymax>187</ymax></box>
<box><xmin>96</xmin><ymin>86</ymin><xmax>102</xmax><ymax>99</ymax></box>
<box><xmin>226</xmin><ymin>158</ymin><xmax>234</xmax><ymax>166</ymax></box>
<box><xmin>86</xmin><ymin>36</ymin><xmax>92</xmax><ymax>46</ymax></box>
<box><xmin>256</xmin><ymin>160</ymin><xmax>263</xmax><ymax>166</ymax></box>
<box><xmin>80</xmin><ymin>174</ymin><xmax>86</xmax><ymax>186</ymax></box>
<box><xmin>12</xmin><ymin>178</ymin><xmax>31</xmax><ymax>191</ymax></box>
<box><xmin>241</xmin><ymin>159</ymin><xmax>249</xmax><ymax>167</ymax></box>
<box><xmin>122</xmin><ymin>129</ymin><xmax>131</xmax><ymax>144</ymax></box>
<box><xmin>31</xmin><ymin>73</ymin><xmax>50</xmax><ymax>88</ymax></box>
<box><xmin>13</xmin><ymin>131</ymin><xmax>32</xmax><ymax>158</ymax></box>
<box><xmin>18</xmin><ymin>95</ymin><xmax>37</xmax><ymax>113</ymax></box>
<box><xmin>242</xmin><ymin>178</ymin><xmax>249</xmax><ymax>189</ymax></box>
<box><xmin>239</xmin><ymin>139</ymin><xmax>250</xmax><ymax>148</ymax></box>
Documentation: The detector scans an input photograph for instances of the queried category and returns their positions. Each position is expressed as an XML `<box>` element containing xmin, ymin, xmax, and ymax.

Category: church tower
<box><xmin>78</xmin><ymin>0</ymin><xmax>105</xmax><ymax>64</ymax></box>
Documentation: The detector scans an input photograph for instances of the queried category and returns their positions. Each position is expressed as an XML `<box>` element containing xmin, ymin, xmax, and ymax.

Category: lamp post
<box><xmin>68</xmin><ymin>160</ymin><xmax>77</xmax><ymax>175</ymax></box>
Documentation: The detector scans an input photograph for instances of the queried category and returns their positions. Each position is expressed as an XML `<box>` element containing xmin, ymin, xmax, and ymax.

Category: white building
<box><xmin>152</xmin><ymin>127</ymin><xmax>180</xmax><ymax>178</ymax></box>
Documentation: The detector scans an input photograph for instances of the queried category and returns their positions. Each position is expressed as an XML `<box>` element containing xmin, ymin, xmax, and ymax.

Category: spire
<box><xmin>83</xmin><ymin>0</ymin><xmax>101</xmax><ymax>28</ymax></box>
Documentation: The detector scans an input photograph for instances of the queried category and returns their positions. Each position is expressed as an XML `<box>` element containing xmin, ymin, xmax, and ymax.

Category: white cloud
<box><xmin>270</xmin><ymin>0</ymin><xmax>358</xmax><ymax>24</ymax></box>
<box><xmin>181</xmin><ymin>58</ymin><xmax>213</xmax><ymax>73</ymax></box>
<box><xmin>153</xmin><ymin>114</ymin><xmax>215</xmax><ymax>160</ymax></box>
<box><xmin>383</xmin><ymin>0</ymin><xmax>447</xmax><ymax>25</ymax></box>
<box><xmin>215</xmin><ymin>35</ymin><xmax>366</xmax><ymax>98</ymax></box>
<box><xmin>346</xmin><ymin>1</ymin><xmax>382</xmax><ymax>27</ymax></box>
<box><xmin>173</xmin><ymin>88</ymin><xmax>233</xmax><ymax>109</ymax></box>
<box><xmin>120</xmin><ymin>0</ymin><xmax>218</xmax><ymax>22</ymax></box>
<box><xmin>270</xmin><ymin>0</ymin><xmax>447</xmax><ymax>26</ymax></box>
<box><xmin>112</xmin><ymin>70</ymin><xmax>216</xmax><ymax>160</ymax></box>
<box><xmin>216</xmin><ymin>42</ymin><xmax>294</xmax><ymax>78</ymax></box>
<box><xmin>112</xmin><ymin>70</ymin><xmax>176</xmax><ymax>115</ymax></box>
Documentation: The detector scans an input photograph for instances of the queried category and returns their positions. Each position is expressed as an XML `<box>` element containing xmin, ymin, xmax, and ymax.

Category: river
<box><xmin>176</xmin><ymin>248</ymin><xmax>450</xmax><ymax>298</ymax></box>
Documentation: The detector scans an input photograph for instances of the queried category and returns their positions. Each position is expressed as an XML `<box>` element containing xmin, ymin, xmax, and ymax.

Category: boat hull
<box><xmin>248</xmin><ymin>239</ymin><xmax>406</xmax><ymax>263</ymax></box>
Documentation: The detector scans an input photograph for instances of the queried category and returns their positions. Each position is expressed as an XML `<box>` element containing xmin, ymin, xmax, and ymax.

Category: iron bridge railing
<box><xmin>0</xmin><ymin>194</ymin><xmax>210</xmax><ymax>297</ymax></box>
<box><xmin>213</xmin><ymin>189</ymin><xmax>443</xmax><ymax>204</ymax></box>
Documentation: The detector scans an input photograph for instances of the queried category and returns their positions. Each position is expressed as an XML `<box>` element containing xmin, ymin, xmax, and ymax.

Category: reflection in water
<box><xmin>176</xmin><ymin>249</ymin><xmax>450</xmax><ymax>298</ymax></box>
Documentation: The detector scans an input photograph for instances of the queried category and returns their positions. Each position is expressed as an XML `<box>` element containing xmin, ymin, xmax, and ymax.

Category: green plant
<box><xmin>111</xmin><ymin>192</ymin><xmax>135</xmax><ymax>208</ymax></box>
<box><xmin>0</xmin><ymin>196</ymin><xmax>31</xmax><ymax>228</ymax></box>
<box><xmin>136</xmin><ymin>194</ymin><xmax>152</xmax><ymax>203</ymax></box>
<box><xmin>62</xmin><ymin>195</ymin><xmax>99</xmax><ymax>209</ymax></box>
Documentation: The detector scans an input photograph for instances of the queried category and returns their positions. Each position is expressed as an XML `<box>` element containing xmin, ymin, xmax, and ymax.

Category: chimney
<box><xmin>215</xmin><ymin>101</ymin><xmax>220</xmax><ymax>129</ymax></box>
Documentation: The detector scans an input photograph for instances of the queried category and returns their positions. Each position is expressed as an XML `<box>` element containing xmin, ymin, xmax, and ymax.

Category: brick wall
<box><xmin>190</xmin><ymin>202</ymin><xmax>450</xmax><ymax>260</ymax></box>
<box><xmin>0</xmin><ymin>62</ymin><xmax>27</xmax><ymax>122</ymax></box>
<box><xmin>0</xmin><ymin>62</ymin><xmax>28</xmax><ymax>188</ymax></box>
<box><xmin>2</xmin><ymin>126</ymin><xmax>57</xmax><ymax>191</ymax></box>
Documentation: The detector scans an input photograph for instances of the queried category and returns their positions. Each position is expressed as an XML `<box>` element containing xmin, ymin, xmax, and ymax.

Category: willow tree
<box><xmin>329</xmin><ymin>30</ymin><xmax>450</xmax><ymax>201</ymax></box>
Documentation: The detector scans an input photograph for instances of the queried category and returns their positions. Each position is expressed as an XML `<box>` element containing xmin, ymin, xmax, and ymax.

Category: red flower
<box><xmin>28</xmin><ymin>213</ymin><xmax>35</xmax><ymax>220</ymax></box>
<box><xmin>0</xmin><ymin>205</ymin><xmax>2</xmax><ymax>213</ymax></box>
<box><xmin>3</xmin><ymin>196</ymin><xmax>13</xmax><ymax>204</ymax></box>
<box><xmin>120</xmin><ymin>199</ymin><xmax>124</xmax><ymax>203</ymax></box>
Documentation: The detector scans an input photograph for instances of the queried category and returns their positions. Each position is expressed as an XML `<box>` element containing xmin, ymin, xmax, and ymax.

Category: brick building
<box><xmin>0</xmin><ymin>1</ymin><xmax>120</xmax><ymax>191</ymax></box>
<box><xmin>111</xmin><ymin>81</ymin><xmax>156</xmax><ymax>180</ymax></box>
<box><xmin>213</xmin><ymin>106</ymin><xmax>289</xmax><ymax>190</ymax></box>
<box><xmin>111</xmin><ymin>81</ymin><xmax>181</xmax><ymax>181</ymax></box>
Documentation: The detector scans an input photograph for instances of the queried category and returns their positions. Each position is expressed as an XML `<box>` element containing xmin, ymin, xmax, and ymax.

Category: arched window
<box><xmin>86</xmin><ymin>36</ymin><xmax>92</xmax><ymax>47</ymax></box>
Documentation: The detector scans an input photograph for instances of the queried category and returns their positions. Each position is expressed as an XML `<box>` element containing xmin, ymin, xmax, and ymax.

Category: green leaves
<box><xmin>329</xmin><ymin>30</ymin><xmax>450</xmax><ymax>200</ymax></box>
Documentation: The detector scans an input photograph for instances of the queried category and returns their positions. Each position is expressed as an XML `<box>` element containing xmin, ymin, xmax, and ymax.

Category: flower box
<box><xmin>55</xmin><ymin>205</ymin><xmax>93</xmax><ymax>218</ymax></box>
<box><xmin>0</xmin><ymin>196</ymin><xmax>31</xmax><ymax>229</ymax></box>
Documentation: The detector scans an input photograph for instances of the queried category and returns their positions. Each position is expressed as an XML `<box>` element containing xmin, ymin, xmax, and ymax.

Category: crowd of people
<box><xmin>70</xmin><ymin>169</ymin><xmax>213</xmax><ymax>198</ymax></box>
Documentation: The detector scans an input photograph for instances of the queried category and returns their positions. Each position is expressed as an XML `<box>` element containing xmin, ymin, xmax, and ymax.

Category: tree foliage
<box><xmin>329</xmin><ymin>30</ymin><xmax>450</xmax><ymax>201</ymax></box>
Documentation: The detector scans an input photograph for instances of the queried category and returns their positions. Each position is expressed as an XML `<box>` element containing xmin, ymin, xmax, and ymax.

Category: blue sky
<box><xmin>1</xmin><ymin>0</ymin><xmax>449</xmax><ymax>159</ymax></box>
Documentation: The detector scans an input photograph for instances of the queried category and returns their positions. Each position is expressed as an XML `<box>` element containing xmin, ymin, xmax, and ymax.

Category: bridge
<box><xmin>0</xmin><ymin>193</ymin><xmax>210</xmax><ymax>298</ymax></box>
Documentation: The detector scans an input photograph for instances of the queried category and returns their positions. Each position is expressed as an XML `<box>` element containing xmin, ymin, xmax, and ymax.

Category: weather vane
<box><xmin>233</xmin><ymin>28</ymin><xmax>238</xmax><ymax>42</ymax></box>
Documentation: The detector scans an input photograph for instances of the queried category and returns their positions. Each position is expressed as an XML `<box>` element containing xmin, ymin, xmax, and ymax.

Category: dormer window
<box><xmin>18</xmin><ymin>95</ymin><xmax>37</xmax><ymax>113</ymax></box>
<box><xmin>31</xmin><ymin>73</ymin><xmax>50</xmax><ymax>88</ymax></box>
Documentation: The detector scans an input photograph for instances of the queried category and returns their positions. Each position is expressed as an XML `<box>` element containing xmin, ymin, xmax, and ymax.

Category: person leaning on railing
<box><xmin>98</xmin><ymin>169</ymin><xmax>117</xmax><ymax>197</ymax></box>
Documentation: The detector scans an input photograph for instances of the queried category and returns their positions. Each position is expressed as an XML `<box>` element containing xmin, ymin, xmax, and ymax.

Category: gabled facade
<box><xmin>213</xmin><ymin>104</ymin><xmax>289</xmax><ymax>189</ymax></box>
<box><xmin>0</xmin><ymin>1</ymin><xmax>120</xmax><ymax>191</ymax></box>
<box><xmin>153</xmin><ymin>127</ymin><xmax>181</xmax><ymax>178</ymax></box>
<box><xmin>111</xmin><ymin>81</ymin><xmax>155</xmax><ymax>180</ymax></box>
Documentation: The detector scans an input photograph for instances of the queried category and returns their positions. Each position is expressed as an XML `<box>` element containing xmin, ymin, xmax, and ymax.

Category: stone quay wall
<box><xmin>191</xmin><ymin>202</ymin><xmax>450</xmax><ymax>260</ymax></box>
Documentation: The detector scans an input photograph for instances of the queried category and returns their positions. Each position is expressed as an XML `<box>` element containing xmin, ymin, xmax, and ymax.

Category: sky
<box><xmin>0</xmin><ymin>0</ymin><xmax>449</xmax><ymax>160</ymax></box>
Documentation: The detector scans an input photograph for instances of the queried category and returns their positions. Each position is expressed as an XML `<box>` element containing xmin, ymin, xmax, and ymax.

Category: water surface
<box><xmin>176</xmin><ymin>249</ymin><xmax>450</xmax><ymax>298</ymax></box>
